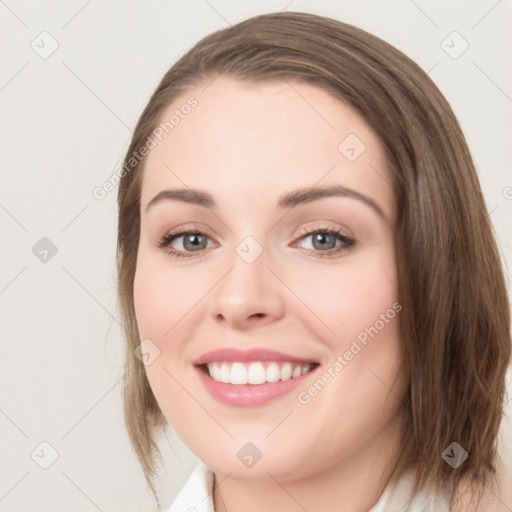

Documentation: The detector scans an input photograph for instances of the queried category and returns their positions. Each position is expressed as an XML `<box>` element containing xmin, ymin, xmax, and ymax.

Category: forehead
<box><xmin>140</xmin><ymin>77</ymin><xmax>394</xmax><ymax>219</ymax></box>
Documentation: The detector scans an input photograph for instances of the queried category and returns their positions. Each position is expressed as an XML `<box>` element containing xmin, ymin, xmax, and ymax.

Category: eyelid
<box><xmin>292</xmin><ymin>220</ymin><xmax>352</xmax><ymax>241</ymax></box>
<box><xmin>160</xmin><ymin>223</ymin><xmax>219</xmax><ymax>242</ymax></box>
<box><xmin>159</xmin><ymin>221</ymin><xmax>350</xmax><ymax>244</ymax></box>
<box><xmin>157</xmin><ymin>220</ymin><xmax>355</xmax><ymax>257</ymax></box>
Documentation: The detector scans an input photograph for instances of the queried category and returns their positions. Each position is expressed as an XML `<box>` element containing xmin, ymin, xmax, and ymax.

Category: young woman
<box><xmin>116</xmin><ymin>11</ymin><xmax>511</xmax><ymax>511</ymax></box>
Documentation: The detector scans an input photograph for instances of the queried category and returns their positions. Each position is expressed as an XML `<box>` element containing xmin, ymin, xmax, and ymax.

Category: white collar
<box><xmin>165</xmin><ymin>460</ymin><xmax>451</xmax><ymax>512</ymax></box>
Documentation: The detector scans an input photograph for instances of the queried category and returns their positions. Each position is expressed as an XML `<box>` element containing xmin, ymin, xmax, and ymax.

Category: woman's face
<box><xmin>134</xmin><ymin>76</ymin><xmax>407</xmax><ymax>481</ymax></box>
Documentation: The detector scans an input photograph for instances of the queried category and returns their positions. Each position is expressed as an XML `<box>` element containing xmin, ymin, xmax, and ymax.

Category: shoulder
<box><xmin>450</xmin><ymin>476</ymin><xmax>511</xmax><ymax>512</ymax></box>
<box><xmin>370</xmin><ymin>469</ymin><xmax>451</xmax><ymax>512</ymax></box>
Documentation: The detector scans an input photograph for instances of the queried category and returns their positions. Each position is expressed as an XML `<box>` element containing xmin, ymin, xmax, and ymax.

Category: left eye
<box><xmin>293</xmin><ymin>228</ymin><xmax>355</xmax><ymax>255</ymax></box>
<box><xmin>301</xmin><ymin>231</ymin><xmax>339</xmax><ymax>250</ymax></box>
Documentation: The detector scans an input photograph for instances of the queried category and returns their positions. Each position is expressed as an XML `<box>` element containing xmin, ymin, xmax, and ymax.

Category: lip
<box><xmin>193</xmin><ymin>348</ymin><xmax>318</xmax><ymax>365</ymax></box>
<box><xmin>193</xmin><ymin>348</ymin><xmax>320</xmax><ymax>407</ymax></box>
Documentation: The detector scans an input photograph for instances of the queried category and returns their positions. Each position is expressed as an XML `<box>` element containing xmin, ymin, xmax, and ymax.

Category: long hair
<box><xmin>116</xmin><ymin>11</ymin><xmax>511</xmax><ymax>508</ymax></box>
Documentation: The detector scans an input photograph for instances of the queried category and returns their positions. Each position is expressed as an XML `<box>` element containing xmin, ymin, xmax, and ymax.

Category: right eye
<box><xmin>157</xmin><ymin>229</ymin><xmax>216</xmax><ymax>258</ymax></box>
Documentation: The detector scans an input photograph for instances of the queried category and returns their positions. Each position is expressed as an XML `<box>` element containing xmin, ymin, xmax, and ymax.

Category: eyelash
<box><xmin>156</xmin><ymin>224</ymin><xmax>355</xmax><ymax>259</ymax></box>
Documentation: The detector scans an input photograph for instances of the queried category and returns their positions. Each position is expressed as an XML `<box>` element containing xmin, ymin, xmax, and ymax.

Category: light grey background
<box><xmin>1</xmin><ymin>1</ymin><xmax>511</xmax><ymax>511</ymax></box>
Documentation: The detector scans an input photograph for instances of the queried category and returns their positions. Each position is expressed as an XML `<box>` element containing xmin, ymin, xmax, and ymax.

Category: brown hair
<box><xmin>116</xmin><ymin>11</ymin><xmax>511</xmax><ymax>509</ymax></box>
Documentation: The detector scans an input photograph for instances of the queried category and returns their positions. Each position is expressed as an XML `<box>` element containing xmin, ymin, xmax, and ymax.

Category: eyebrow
<box><xmin>145</xmin><ymin>184</ymin><xmax>385</xmax><ymax>219</ymax></box>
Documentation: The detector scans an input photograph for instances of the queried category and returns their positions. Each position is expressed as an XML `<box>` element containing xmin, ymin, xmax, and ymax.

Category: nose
<box><xmin>209</xmin><ymin>242</ymin><xmax>285</xmax><ymax>330</ymax></box>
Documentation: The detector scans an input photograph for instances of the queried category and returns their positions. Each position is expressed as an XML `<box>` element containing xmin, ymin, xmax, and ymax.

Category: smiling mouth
<box><xmin>198</xmin><ymin>361</ymin><xmax>319</xmax><ymax>385</ymax></box>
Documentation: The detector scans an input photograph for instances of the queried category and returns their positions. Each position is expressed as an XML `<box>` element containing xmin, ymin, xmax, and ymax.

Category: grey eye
<box><xmin>309</xmin><ymin>232</ymin><xmax>338</xmax><ymax>251</ymax></box>
<box><xmin>180</xmin><ymin>234</ymin><xmax>208</xmax><ymax>251</ymax></box>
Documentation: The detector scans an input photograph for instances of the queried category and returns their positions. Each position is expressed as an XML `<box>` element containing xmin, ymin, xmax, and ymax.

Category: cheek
<box><xmin>133</xmin><ymin>253</ymin><xmax>209</xmax><ymax>392</ymax></box>
<box><xmin>133</xmin><ymin>254</ymin><xmax>199</xmax><ymax>340</ymax></box>
<box><xmin>290</xmin><ymin>253</ymin><xmax>398</xmax><ymax>344</ymax></box>
<box><xmin>133</xmin><ymin>256</ymin><xmax>198</xmax><ymax>426</ymax></box>
<box><xmin>286</xmin><ymin>257</ymin><xmax>404</xmax><ymax>463</ymax></box>
<box><xmin>289</xmin><ymin>252</ymin><xmax>403</xmax><ymax>403</ymax></box>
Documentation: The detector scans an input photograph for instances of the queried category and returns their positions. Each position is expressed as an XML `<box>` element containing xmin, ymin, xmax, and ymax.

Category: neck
<box><xmin>213</xmin><ymin>413</ymin><xmax>405</xmax><ymax>512</ymax></box>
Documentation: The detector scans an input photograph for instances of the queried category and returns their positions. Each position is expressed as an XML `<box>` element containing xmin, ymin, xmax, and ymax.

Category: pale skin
<box><xmin>134</xmin><ymin>76</ymin><xmax>412</xmax><ymax>511</ymax></box>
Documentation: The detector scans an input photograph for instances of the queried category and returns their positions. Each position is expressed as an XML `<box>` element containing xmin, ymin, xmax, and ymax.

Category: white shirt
<box><xmin>165</xmin><ymin>460</ymin><xmax>452</xmax><ymax>512</ymax></box>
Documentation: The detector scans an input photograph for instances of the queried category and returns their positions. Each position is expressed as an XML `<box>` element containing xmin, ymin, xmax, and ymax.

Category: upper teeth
<box><xmin>206</xmin><ymin>361</ymin><xmax>312</xmax><ymax>385</ymax></box>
